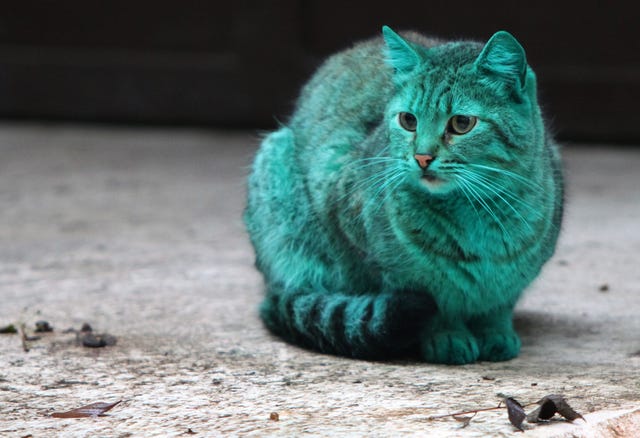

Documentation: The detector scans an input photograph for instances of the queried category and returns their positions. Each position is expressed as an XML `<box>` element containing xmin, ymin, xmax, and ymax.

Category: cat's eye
<box><xmin>447</xmin><ymin>115</ymin><xmax>477</xmax><ymax>135</ymax></box>
<box><xmin>398</xmin><ymin>112</ymin><xmax>418</xmax><ymax>131</ymax></box>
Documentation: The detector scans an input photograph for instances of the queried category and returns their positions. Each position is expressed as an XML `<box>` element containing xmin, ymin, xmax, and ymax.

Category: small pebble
<box><xmin>101</xmin><ymin>334</ymin><xmax>118</xmax><ymax>346</ymax></box>
<box><xmin>82</xmin><ymin>333</ymin><xmax>106</xmax><ymax>348</ymax></box>
<box><xmin>81</xmin><ymin>332</ymin><xmax>117</xmax><ymax>348</ymax></box>
<box><xmin>0</xmin><ymin>324</ymin><xmax>17</xmax><ymax>334</ymax></box>
<box><xmin>35</xmin><ymin>320</ymin><xmax>53</xmax><ymax>332</ymax></box>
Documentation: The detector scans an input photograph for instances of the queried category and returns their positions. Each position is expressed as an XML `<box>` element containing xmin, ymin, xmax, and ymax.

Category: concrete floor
<box><xmin>0</xmin><ymin>123</ymin><xmax>638</xmax><ymax>437</ymax></box>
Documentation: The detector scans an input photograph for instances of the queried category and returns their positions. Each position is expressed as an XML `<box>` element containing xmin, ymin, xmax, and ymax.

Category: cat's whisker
<box><xmin>373</xmin><ymin>167</ymin><xmax>409</xmax><ymax>213</ymax></box>
<box><xmin>354</xmin><ymin>145</ymin><xmax>392</xmax><ymax>161</ymax></box>
<box><xmin>339</xmin><ymin>157</ymin><xmax>409</xmax><ymax>204</ymax></box>
<box><xmin>358</xmin><ymin>166</ymin><xmax>401</xmax><ymax>188</ymax></box>
<box><xmin>466</xmin><ymin>170</ymin><xmax>545</xmax><ymax>219</ymax></box>
<box><xmin>337</xmin><ymin>167</ymin><xmax>394</xmax><ymax>201</ymax></box>
<box><xmin>369</xmin><ymin>165</ymin><xmax>408</xmax><ymax>205</ymax></box>
<box><xmin>349</xmin><ymin>158</ymin><xmax>404</xmax><ymax>170</ymax></box>
<box><xmin>445</xmin><ymin>163</ymin><xmax>544</xmax><ymax>217</ymax></box>
<box><xmin>467</xmin><ymin>163</ymin><xmax>543</xmax><ymax>189</ymax></box>
<box><xmin>456</xmin><ymin>174</ymin><xmax>511</xmax><ymax>239</ymax></box>
<box><xmin>453</xmin><ymin>179</ymin><xmax>482</xmax><ymax>220</ymax></box>
<box><xmin>351</xmin><ymin>152</ymin><xmax>394</xmax><ymax>161</ymax></box>
<box><xmin>349</xmin><ymin>153</ymin><xmax>397</xmax><ymax>166</ymax></box>
<box><xmin>458</xmin><ymin>170</ymin><xmax>535</xmax><ymax>232</ymax></box>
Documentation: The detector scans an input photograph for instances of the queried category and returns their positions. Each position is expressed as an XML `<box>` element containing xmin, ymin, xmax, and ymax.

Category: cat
<box><xmin>244</xmin><ymin>26</ymin><xmax>563</xmax><ymax>364</ymax></box>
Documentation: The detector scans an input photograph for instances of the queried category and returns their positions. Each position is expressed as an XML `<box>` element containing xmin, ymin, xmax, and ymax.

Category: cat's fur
<box><xmin>245</xmin><ymin>26</ymin><xmax>563</xmax><ymax>364</ymax></box>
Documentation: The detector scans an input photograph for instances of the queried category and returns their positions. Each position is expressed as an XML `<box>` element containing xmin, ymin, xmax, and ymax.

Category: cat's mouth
<box><xmin>419</xmin><ymin>171</ymin><xmax>447</xmax><ymax>191</ymax></box>
<box><xmin>421</xmin><ymin>172</ymin><xmax>438</xmax><ymax>182</ymax></box>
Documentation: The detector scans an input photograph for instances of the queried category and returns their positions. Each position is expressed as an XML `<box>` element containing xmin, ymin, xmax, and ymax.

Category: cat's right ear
<box><xmin>382</xmin><ymin>26</ymin><xmax>422</xmax><ymax>75</ymax></box>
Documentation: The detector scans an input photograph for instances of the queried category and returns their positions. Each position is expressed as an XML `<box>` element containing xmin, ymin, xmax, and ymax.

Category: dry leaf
<box><xmin>527</xmin><ymin>394</ymin><xmax>584</xmax><ymax>423</ymax></box>
<box><xmin>554</xmin><ymin>399</ymin><xmax>585</xmax><ymax>422</ymax></box>
<box><xmin>505</xmin><ymin>397</ymin><xmax>526</xmax><ymax>431</ymax></box>
<box><xmin>51</xmin><ymin>400</ymin><xmax>122</xmax><ymax>418</ymax></box>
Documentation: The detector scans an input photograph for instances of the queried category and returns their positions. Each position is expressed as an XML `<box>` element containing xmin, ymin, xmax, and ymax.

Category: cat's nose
<box><xmin>414</xmin><ymin>154</ymin><xmax>434</xmax><ymax>169</ymax></box>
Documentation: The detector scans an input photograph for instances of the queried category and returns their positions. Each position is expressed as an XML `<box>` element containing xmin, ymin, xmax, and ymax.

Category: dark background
<box><xmin>0</xmin><ymin>1</ymin><xmax>638</xmax><ymax>142</ymax></box>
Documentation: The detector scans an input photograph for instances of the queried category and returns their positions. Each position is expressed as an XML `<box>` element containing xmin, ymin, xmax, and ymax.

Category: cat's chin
<box><xmin>419</xmin><ymin>175</ymin><xmax>453</xmax><ymax>194</ymax></box>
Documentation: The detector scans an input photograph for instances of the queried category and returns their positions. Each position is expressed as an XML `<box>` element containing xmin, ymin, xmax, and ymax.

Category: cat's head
<box><xmin>381</xmin><ymin>26</ymin><xmax>543</xmax><ymax>195</ymax></box>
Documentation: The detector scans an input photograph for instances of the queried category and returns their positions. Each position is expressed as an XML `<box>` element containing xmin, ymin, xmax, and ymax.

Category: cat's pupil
<box><xmin>455</xmin><ymin>116</ymin><xmax>470</xmax><ymax>130</ymax></box>
<box><xmin>398</xmin><ymin>112</ymin><xmax>418</xmax><ymax>131</ymax></box>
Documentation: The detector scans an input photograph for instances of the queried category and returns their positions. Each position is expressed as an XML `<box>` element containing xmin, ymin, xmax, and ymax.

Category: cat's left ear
<box><xmin>474</xmin><ymin>31</ymin><xmax>527</xmax><ymax>90</ymax></box>
<box><xmin>382</xmin><ymin>25</ymin><xmax>423</xmax><ymax>75</ymax></box>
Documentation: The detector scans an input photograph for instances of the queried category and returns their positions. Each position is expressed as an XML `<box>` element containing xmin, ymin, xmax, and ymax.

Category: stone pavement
<box><xmin>0</xmin><ymin>123</ymin><xmax>638</xmax><ymax>437</ymax></box>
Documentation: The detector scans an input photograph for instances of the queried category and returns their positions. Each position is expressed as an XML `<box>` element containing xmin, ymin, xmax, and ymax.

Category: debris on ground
<box><xmin>51</xmin><ymin>400</ymin><xmax>122</xmax><ymax>418</ymax></box>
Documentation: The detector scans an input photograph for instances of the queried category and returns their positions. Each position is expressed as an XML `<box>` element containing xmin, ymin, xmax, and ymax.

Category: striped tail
<box><xmin>260</xmin><ymin>287</ymin><xmax>437</xmax><ymax>359</ymax></box>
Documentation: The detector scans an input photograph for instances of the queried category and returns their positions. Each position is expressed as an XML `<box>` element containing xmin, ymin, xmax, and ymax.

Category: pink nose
<box><xmin>414</xmin><ymin>154</ymin><xmax>434</xmax><ymax>169</ymax></box>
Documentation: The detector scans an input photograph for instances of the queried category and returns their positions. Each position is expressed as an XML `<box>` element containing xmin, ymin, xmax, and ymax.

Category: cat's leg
<box><xmin>260</xmin><ymin>286</ymin><xmax>436</xmax><ymax>359</ymax></box>
<box><xmin>467</xmin><ymin>308</ymin><xmax>520</xmax><ymax>362</ymax></box>
<box><xmin>419</xmin><ymin>315</ymin><xmax>480</xmax><ymax>364</ymax></box>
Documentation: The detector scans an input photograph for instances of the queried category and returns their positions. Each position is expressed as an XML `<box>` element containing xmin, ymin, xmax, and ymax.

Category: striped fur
<box><xmin>245</xmin><ymin>27</ymin><xmax>563</xmax><ymax>364</ymax></box>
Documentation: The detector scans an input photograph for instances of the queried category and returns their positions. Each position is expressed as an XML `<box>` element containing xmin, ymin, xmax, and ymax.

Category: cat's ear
<box><xmin>475</xmin><ymin>31</ymin><xmax>527</xmax><ymax>90</ymax></box>
<box><xmin>382</xmin><ymin>26</ymin><xmax>422</xmax><ymax>75</ymax></box>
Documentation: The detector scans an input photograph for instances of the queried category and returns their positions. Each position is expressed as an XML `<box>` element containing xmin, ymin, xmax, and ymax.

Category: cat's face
<box><xmin>381</xmin><ymin>27</ymin><xmax>540</xmax><ymax>196</ymax></box>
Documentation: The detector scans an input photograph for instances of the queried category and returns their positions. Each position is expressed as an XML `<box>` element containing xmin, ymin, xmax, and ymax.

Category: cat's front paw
<box><xmin>420</xmin><ymin>330</ymin><xmax>479</xmax><ymax>364</ymax></box>
<box><xmin>476</xmin><ymin>330</ymin><xmax>521</xmax><ymax>362</ymax></box>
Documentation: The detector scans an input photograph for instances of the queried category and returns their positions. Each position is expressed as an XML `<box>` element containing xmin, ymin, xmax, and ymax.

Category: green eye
<box><xmin>448</xmin><ymin>115</ymin><xmax>477</xmax><ymax>135</ymax></box>
<box><xmin>398</xmin><ymin>112</ymin><xmax>418</xmax><ymax>131</ymax></box>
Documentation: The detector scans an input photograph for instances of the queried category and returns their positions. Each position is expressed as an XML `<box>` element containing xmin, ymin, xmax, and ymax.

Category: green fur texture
<box><xmin>245</xmin><ymin>26</ymin><xmax>563</xmax><ymax>364</ymax></box>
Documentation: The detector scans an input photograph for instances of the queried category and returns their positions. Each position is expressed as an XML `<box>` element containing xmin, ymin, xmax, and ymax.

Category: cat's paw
<box><xmin>420</xmin><ymin>330</ymin><xmax>480</xmax><ymax>364</ymax></box>
<box><xmin>476</xmin><ymin>330</ymin><xmax>521</xmax><ymax>362</ymax></box>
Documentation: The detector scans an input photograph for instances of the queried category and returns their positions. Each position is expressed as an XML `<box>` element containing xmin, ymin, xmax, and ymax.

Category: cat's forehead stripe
<box><xmin>414</xmin><ymin>77</ymin><xmax>453</xmax><ymax>118</ymax></box>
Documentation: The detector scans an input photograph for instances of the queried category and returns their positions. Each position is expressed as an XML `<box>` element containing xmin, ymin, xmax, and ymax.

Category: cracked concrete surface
<box><xmin>0</xmin><ymin>123</ymin><xmax>639</xmax><ymax>437</ymax></box>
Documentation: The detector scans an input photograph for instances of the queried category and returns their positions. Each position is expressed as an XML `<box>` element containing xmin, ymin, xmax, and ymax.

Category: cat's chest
<box><xmin>376</xmin><ymin>200</ymin><xmax>542</xmax><ymax>282</ymax></box>
<box><xmin>389</xmin><ymin>200</ymin><xmax>509</xmax><ymax>256</ymax></box>
<box><xmin>395</xmin><ymin>190</ymin><xmax>543</xmax><ymax>254</ymax></box>
<box><xmin>378</xmin><ymin>226</ymin><xmax>535</xmax><ymax>310</ymax></box>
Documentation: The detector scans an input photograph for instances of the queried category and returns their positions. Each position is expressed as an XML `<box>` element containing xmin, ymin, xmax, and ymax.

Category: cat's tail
<box><xmin>260</xmin><ymin>287</ymin><xmax>437</xmax><ymax>359</ymax></box>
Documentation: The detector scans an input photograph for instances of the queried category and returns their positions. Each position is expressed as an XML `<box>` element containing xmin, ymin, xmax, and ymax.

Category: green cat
<box><xmin>245</xmin><ymin>26</ymin><xmax>563</xmax><ymax>364</ymax></box>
